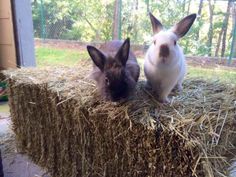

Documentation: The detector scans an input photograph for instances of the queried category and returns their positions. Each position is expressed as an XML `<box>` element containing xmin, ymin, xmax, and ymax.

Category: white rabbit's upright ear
<box><xmin>87</xmin><ymin>46</ymin><xmax>106</xmax><ymax>71</ymax></box>
<box><xmin>149</xmin><ymin>13</ymin><xmax>163</xmax><ymax>34</ymax></box>
<box><xmin>115</xmin><ymin>38</ymin><xmax>130</xmax><ymax>66</ymax></box>
<box><xmin>172</xmin><ymin>14</ymin><xmax>197</xmax><ymax>38</ymax></box>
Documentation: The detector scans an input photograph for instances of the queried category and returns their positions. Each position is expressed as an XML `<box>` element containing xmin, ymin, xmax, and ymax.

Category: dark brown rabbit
<box><xmin>87</xmin><ymin>38</ymin><xmax>140</xmax><ymax>101</ymax></box>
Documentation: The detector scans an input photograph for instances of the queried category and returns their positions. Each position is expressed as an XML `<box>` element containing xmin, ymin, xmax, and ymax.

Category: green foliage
<box><xmin>61</xmin><ymin>23</ymin><xmax>82</xmax><ymax>40</ymax></box>
<box><xmin>32</xmin><ymin>0</ymin><xmax>234</xmax><ymax>57</ymax></box>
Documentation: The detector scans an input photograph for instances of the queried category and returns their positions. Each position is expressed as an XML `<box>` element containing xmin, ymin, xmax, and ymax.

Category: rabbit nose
<box><xmin>159</xmin><ymin>44</ymin><xmax>169</xmax><ymax>57</ymax></box>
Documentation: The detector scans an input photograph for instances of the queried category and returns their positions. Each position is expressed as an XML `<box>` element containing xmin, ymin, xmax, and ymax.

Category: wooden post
<box><xmin>0</xmin><ymin>0</ymin><xmax>17</xmax><ymax>69</ymax></box>
<box><xmin>11</xmin><ymin>0</ymin><xmax>36</xmax><ymax>67</ymax></box>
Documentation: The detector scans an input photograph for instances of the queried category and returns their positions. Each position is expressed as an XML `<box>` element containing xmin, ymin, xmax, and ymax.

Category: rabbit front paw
<box><xmin>158</xmin><ymin>97</ymin><xmax>170</xmax><ymax>104</ymax></box>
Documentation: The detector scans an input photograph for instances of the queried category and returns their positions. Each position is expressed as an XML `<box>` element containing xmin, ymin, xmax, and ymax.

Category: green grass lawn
<box><xmin>0</xmin><ymin>102</ymin><xmax>9</xmax><ymax>114</ymax></box>
<box><xmin>36</xmin><ymin>46</ymin><xmax>236</xmax><ymax>84</ymax></box>
<box><xmin>187</xmin><ymin>66</ymin><xmax>236</xmax><ymax>84</ymax></box>
<box><xmin>36</xmin><ymin>47</ymin><xmax>89</xmax><ymax>67</ymax></box>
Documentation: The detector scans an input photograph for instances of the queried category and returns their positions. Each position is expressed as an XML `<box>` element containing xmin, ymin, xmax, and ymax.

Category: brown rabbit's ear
<box><xmin>149</xmin><ymin>12</ymin><xmax>163</xmax><ymax>34</ymax></box>
<box><xmin>115</xmin><ymin>38</ymin><xmax>130</xmax><ymax>66</ymax></box>
<box><xmin>87</xmin><ymin>46</ymin><xmax>106</xmax><ymax>71</ymax></box>
<box><xmin>171</xmin><ymin>14</ymin><xmax>196</xmax><ymax>38</ymax></box>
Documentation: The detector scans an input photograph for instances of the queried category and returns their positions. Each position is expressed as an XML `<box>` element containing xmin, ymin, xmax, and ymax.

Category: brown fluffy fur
<box><xmin>87</xmin><ymin>38</ymin><xmax>140</xmax><ymax>101</ymax></box>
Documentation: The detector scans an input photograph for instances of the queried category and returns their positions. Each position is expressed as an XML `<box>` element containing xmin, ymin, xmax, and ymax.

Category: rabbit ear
<box><xmin>87</xmin><ymin>46</ymin><xmax>106</xmax><ymax>71</ymax></box>
<box><xmin>172</xmin><ymin>14</ymin><xmax>196</xmax><ymax>38</ymax></box>
<box><xmin>149</xmin><ymin>12</ymin><xmax>163</xmax><ymax>34</ymax></box>
<box><xmin>115</xmin><ymin>38</ymin><xmax>130</xmax><ymax>66</ymax></box>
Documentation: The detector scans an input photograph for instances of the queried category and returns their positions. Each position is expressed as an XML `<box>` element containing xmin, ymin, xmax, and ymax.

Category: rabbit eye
<box><xmin>105</xmin><ymin>77</ymin><xmax>110</xmax><ymax>85</ymax></box>
<box><xmin>174</xmin><ymin>40</ymin><xmax>177</xmax><ymax>45</ymax></box>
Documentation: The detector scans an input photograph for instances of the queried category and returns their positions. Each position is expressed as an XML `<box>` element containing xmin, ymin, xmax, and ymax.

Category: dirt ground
<box><xmin>0</xmin><ymin>102</ymin><xmax>49</xmax><ymax>177</ymax></box>
<box><xmin>35</xmin><ymin>39</ymin><xmax>236</xmax><ymax>68</ymax></box>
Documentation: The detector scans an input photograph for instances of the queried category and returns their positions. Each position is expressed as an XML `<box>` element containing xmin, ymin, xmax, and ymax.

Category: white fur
<box><xmin>144</xmin><ymin>30</ymin><xmax>186</xmax><ymax>103</ymax></box>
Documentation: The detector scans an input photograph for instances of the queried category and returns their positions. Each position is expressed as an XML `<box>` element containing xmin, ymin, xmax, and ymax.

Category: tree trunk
<box><xmin>221</xmin><ymin>0</ymin><xmax>231</xmax><ymax>57</ymax></box>
<box><xmin>184</xmin><ymin>0</ymin><xmax>192</xmax><ymax>53</ymax></box>
<box><xmin>112</xmin><ymin>0</ymin><xmax>120</xmax><ymax>40</ymax></box>
<box><xmin>133</xmin><ymin>0</ymin><xmax>139</xmax><ymax>41</ymax></box>
<box><xmin>195</xmin><ymin>0</ymin><xmax>203</xmax><ymax>41</ymax></box>
<box><xmin>186</xmin><ymin>0</ymin><xmax>192</xmax><ymax>15</ymax></box>
<box><xmin>207</xmin><ymin>0</ymin><xmax>214</xmax><ymax>56</ymax></box>
<box><xmin>182</xmin><ymin>0</ymin><xmax>186</xmax><ymax>12</ymax></box>
<box><xmin>135</xmin><ymin>0</ymin><xmax>138</xmax><ymax>10</ymax></box>
<box><xmin>146</xmin><ymin>0</ymin><xmax>150</xmax><ymax>14</ymax></box>
<box><xmin>215</xmin><ymin>0</ymin><xmax>231</xmax><ymax>57</ymax></box>
<box><xmin>232</xmin><ymin>2</ymin><xmax>236</xmax><ymax>58</ymax></box>
<box><xmin>215</xmin><ymin>27</ymin><xmax>223</xmax><ymax>57</ymax></box>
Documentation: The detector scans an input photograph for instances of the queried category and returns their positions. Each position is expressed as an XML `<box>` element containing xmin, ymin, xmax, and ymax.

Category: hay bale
<box><xmin>2</xmin><ymin>60</ymin><xmax>236</xmax><ymax>177</ymax></box>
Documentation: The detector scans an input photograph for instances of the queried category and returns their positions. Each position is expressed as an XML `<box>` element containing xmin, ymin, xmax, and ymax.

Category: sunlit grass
<box><xmin>0</xmin><ymin>102</ymin><xmax>9</xmax><ymax>113</ymax></box>
<box><xmin>187</xmin><ymin>66</ymin><xmax>236</xmax><ymax>84</ymax></box>
<box><xmin>36</xmin><ymin>47</ymin><xmax>89</xmax><ymax>67</ymax></box>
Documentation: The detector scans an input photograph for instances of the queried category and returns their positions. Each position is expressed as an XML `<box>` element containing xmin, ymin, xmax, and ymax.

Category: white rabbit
<box><xmin>144</xmin><ymin>13</ymin><xmax>196</xmax><ymax>103</ymax></box>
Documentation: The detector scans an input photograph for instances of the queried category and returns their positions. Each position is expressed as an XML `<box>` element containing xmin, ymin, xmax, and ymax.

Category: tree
<box><xmin>220</xmin><ymin>0</ymin><xmax>231</xmax><ymax>57</ymax></box>
<box><xmin>186</xmin><ymin>0</ymin><xmax>192</xmax><ymax>15</ymax></box>
<box><xmin>214</xmin><ymin>1</ymin><xmax>231</xmax><ymax>57</ymax></box>
<box><xmin>31</xmin><ymin>0</ymin><xmax>233</xmax><ymax>57</ymax></box>
<box><xmin>207</xmin><ymin>0</ymin><xmax>215</xmax><ymax>56</ymax></box>
<box><xmin>195</xmin><ymin>0</ymin><xmax>204</xmax><ymax>41</ymax></box>
<box><xmin>232</xmin><ymin>2</ymin><xmax>236</xmax><ymax>58</ymax></box>
<box><xmin>184</xmin><ymin>0</ymin><xmax>192</xmax><ymax>52</ymax></box>
<box><xmin>182</xmin><ymin>0</ymin><xmax>186</xmax><ymax>12</ymax></box>
<box><xmin>133</xmin><ymin>0</ymin><xmax>139</xmax><ymax>41</ymax></box>
<box><xmin>146</xmin><ymin>0</ymin><xmax>150</xmax><ymax>14</ymax></box>
<box><xmin>112</xmin><ymin>0</ymin><xmax>121</xmax><ymax>39</ymax></box>
<box><xmin>215</xmin><ymin>25</ymin><xmax>224</xmax><ymax>57</ymax></box>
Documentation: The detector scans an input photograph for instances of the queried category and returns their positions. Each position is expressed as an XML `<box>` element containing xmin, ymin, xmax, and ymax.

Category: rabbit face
<box><xmin>102</xmin><ymin>57</ymin><xmax>129</xmax><ymax>101</ymax></box>
<box><xmin>151</xmin><ymin>31</ymin><xmax>179</xmax><ymax>65</ymax></box>
<box><xmin>87</xmin><ymin>38</ymin><xmax>138</xmax><ymax>101</ymax></box>
<box><xmin>149</xmin><ymin>13</ymin><xmax>196</xmax><ymax>66</ymax></box>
